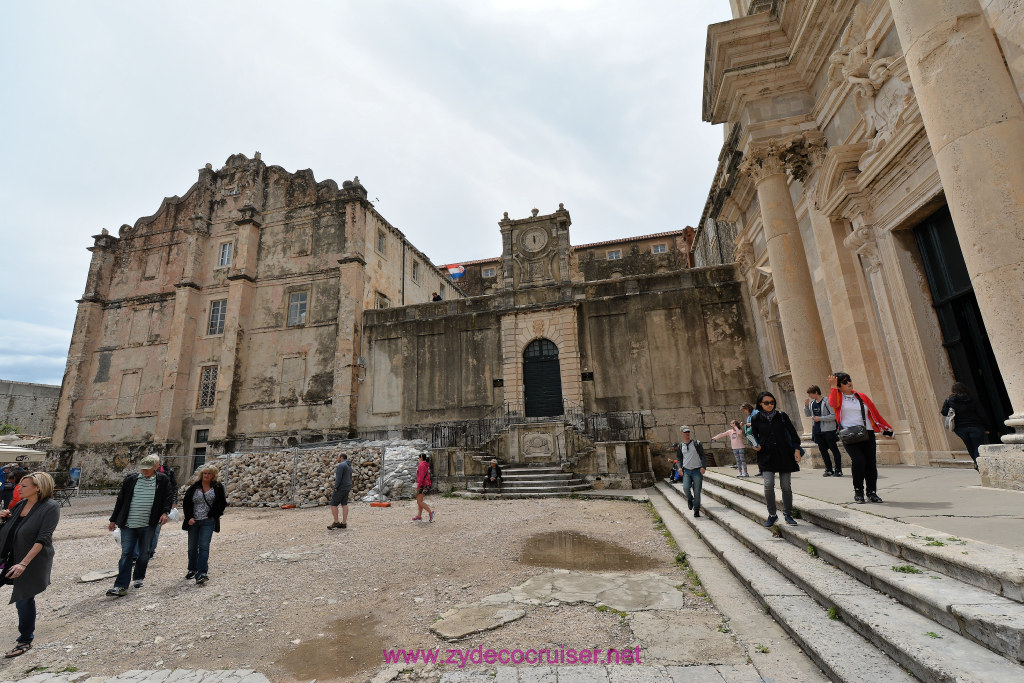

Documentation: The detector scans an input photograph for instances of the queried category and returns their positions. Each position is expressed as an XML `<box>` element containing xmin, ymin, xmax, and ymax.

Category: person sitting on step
<box><xmin>482</xmin><ymin>459</ymin><xmax>502</xmax><ymax>494</ymax></box>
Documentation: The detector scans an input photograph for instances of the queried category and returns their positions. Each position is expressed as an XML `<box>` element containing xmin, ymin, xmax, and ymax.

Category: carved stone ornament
<box><xmin>828</xmin><ymin>6</ymin><xmax>914</xmax><ymax>160</ymax></box>
<box><xmin>734</xmin><ymin>239</ymin><xmax>754</xmax><ymax>274</ymax></box>
<box><xmin>843</xmin><ymin>223</ymin><xmax>881</xmax><ymax>274</ymax></box>
<box><xmin>522</xmin><ymin>433</ymin><xmax>555</xmax><ymax>456</ymax></box>
<box><xmin>740</xmin><ymin>135</ymin><xmax>827</xmax><ymax>184</ymax></box>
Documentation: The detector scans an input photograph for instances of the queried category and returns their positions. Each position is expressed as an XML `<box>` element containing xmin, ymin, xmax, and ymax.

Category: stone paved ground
<box><xmin>0</xmin><ymin>671</ymin><xmax>268</xmax><ymax>683</ymax></box>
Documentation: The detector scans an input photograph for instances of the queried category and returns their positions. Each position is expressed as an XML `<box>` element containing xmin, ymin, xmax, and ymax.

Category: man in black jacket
<box><xmin>146</xmin><ymin>458</ymin><xmax>178</xmax><ymax>559</ymax></box>
<box><xmin>106</xmin><ymin>454</ymin><xmax>174</xmax><ymax>597</ymax></box>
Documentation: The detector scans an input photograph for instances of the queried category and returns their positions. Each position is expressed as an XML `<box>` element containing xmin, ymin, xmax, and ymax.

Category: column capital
<box><xmin>740</xmin><ymin>134</ymin><xmax>828</xmax><ymax>184</ymax></box>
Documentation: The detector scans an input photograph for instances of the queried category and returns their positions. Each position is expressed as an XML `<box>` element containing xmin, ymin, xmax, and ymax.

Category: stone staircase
<box><xmin>465</xmin><ymin>463</ymin><xmax>591</xmax><ymax>497</ymax></box>
<box><xmin>654</xmin><ymin>471</ymin><xmax>1024</xmax><ymax>682</ymax></box>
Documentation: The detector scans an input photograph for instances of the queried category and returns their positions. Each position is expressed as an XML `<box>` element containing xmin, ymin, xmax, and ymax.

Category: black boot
<box><xmin>854</xmin><ymin>490</ymin><xmax>865</xmax><ymax>504</ymax></box>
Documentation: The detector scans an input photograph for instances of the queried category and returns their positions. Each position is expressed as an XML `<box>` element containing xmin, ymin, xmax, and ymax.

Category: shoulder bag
<box><xmin>838</xmin><ymin>395</ymin><xmax>871</xmax><ymax>446</ymax></box>
<box><xmin>944</xmin><ymin>404</ymin><xmax>956</xmax><ymax>432</ymax></box>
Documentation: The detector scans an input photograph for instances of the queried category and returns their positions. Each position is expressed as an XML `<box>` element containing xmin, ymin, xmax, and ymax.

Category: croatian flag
<box><xmin>445</xmin><ymin>264</ymin><xmax>465</xmax><ymax>279</ymax></box>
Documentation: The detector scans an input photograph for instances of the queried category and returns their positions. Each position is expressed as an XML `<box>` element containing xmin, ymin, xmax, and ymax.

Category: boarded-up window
<box><xmin>371</xmin><ymin>338</ymin><xmax>402</xmax><ymax>414</ymax></box>
<box><xmin>129</xmin><ymin>307</ymin><xmax>151</xmax><ymax>345</ymax></box>
<box><xmin>143</xmin><ymin>252</ymin><xmax>162</xmax><ymax>279</ymax></box>
<box><xmin>116</xmin><ymin>370</ymin><xmax>141</xmax><ymax>414</ymax></box>
<box><xmin>280</xmin><ymin>356</ymin><xmax>306</xmax><ymax>401</ymax></box>
<box><xmin>197</xmin><ymin>366</ymin><xmax>218</xmax><ymax>409</ymax></box>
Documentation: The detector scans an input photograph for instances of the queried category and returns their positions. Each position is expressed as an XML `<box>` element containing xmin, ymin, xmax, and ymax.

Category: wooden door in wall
<box><xmin>523</xmin><ymin>339</ymin><xmax>564</xmax><ymax>418</ymax></box>
<box><xmin>915</xmin><ymin>206</ymin><xmax>1012</xmax><ymax>439</ymax></box>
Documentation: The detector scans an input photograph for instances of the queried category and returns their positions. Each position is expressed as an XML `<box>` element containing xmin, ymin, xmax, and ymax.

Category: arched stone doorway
<box><xmin>523</xmin><ymin>338</ymin><xmax>564</xmax><ymax>417</ymax></box>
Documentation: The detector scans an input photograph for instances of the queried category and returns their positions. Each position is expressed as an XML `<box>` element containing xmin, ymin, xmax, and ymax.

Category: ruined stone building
<box><xmin>0</xmin><ymin>380</ymin><xmax>60</xmax><ymax>437</ymax></box>
<box><xmin>50</xmin><ymin>154</ymin><xmax>761</xmax><ymax>487</ymax></box>
<box><xmin>51</xmin><ymin>153</ymin><xmax>461</xmax><ymax>483</ymax></box>
<box><xmin>694</xmin><ymin>0</ymin><xmax>1024</xmax><ymax>489</ymax></box>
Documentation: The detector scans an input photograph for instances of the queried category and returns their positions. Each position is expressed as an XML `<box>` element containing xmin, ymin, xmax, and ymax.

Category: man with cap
<box><xmin>106</xmin><ymin>454</ymin><xmax>174</xmax><ymax>596</ymax></box>
<box><xmin>673</xmin><ymin>426</ymin><xmax>707</xmax><ymax>518</ymax></box>
<box><xmin>482</xmin><ymin>459</ymin><xmax>502</xmax><ymax>494</ymax></box>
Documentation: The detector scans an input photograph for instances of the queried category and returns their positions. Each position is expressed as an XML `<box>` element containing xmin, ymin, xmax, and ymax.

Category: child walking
<box><xmin>713</xmin><ymin>420</ymin><xmax>749</xmax><ymax>477</ymax></box>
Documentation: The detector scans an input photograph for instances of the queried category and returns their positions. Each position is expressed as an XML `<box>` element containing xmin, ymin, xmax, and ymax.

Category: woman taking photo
<box><xmin>828</xmin><ymin>372</ymin><xmax>895</xmax><ymax>504</ymax></box>
<box><xmin>749</xmin><ymin>392</ymin><xmax>802</xmax><ymax>527</ymax></box>
<box><xmin>941</xmin><ymin>382</ymin><xmax>988</xmax><ymax>470</ymax></box>
<box><xmin>0</xmin><ymin>472</ymin><xmax>59</xmax><ymax>657</ymax></box>
<box><xmin>181</xmin><ymin>465</ymin><xmax>227</xmax><ymax>585</ymax></box>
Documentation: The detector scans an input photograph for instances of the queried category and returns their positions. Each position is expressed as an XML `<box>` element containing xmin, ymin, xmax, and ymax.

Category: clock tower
<box><xmin>498</xmin><ymin>204</ymin><xmax>572</xmax><ymax>291</ymax></box>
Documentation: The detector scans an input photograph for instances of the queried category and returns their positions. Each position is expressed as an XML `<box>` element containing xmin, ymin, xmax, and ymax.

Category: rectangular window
<box><xmin>116</xmin><ymin>370</ymin><xmax>141</xmax><ymax>415</ymax></box>
<box><xmin>482</xmin><ymin>268</ymin><xmax>496</xmax><ymax>278</ymax></box>
<box><xmin>652</xmin><ymin>244</ymin><xmax>667</xmax><ymax>254</ymax></box>
<box><xmin>412</xmin><ymin>261</ymin><xmax>420</xmax><ymax>282</ymax></box>
<box><xmin>287</xmin><ymin>292</ymin><xmax>308</xmax><ymax>326</ymax></box>
<box><xmin>197</xmin><ymin>366</ymin><xmax>218</xmax><ymax>409</ymax></box>
<box><xmin>607</xmin><ymin>250</ymin><xmax>622</xmax><ymax>260</ymax></box>
<box><xmin>376</xmin><ymin>230</ymin><xmax>387</xmax><ymax>256</ymax></box>
<box><xmin>218</xmin><ymin>242</ymin><xmax>233</xmax><ymax>267</ymax></box>
<box><xmin>208</xmin><ymin>299</ymin><xmax>227</xmax><ymax>335</ymax></box>
<box><xmin>375</xmin><ymin>292</ymin><xmax>391</xmax><ymax>309</ymax></box>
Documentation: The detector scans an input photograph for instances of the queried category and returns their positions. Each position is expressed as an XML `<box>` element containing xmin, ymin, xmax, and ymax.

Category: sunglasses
<box><xmin>761</xmin><ymin>400</ymin><xmax>775</xmax><ymax>405</ymax></box>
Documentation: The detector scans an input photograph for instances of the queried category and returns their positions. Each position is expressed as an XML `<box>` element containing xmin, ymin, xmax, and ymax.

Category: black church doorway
<box><xmin>523</xmin><ymin>338</ymin><xmax>564</xmax><ymax>418</ymax></box>
<box><xmin>915</xmin><ymin>205</ymin><xmax>1011</xmax><ymax>439</ymax></box>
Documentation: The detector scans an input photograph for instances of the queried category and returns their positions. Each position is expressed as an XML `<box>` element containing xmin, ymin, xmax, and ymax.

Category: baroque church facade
<box><xmin>693</xmin><ymin>0</ymin><xmax>1024</xmax><ymax>489</ymax></box>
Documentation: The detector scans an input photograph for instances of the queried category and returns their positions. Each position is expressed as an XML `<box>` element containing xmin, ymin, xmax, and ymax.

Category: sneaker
<box><xmin>133</xmin><ymin>580</ymin><xmax>144</xmax><ymax>589</ymax></box>
<box><xmin>327</xmin><ymin>522</ymin><xmax>343</xmax><ymax>530</ymax></box>
<box><xmin>693</xmin><ymin>510</ymin><xmax>700</xmax><ymax>518</ymax></box>
<box><xmin>412</xmin><ymin>516</ymin><xmax>422</xmax><ymax>521</ymax></box>
<box><xmin>185</xmin><ymin>571</ymin><xmax>197</xmax><ymax>580</ymax></box>
<box><xmin>854</xmin><ymin>493</ymin><xmax>866</xmax><ymax>504</ymax></box>
<box><xmin>823</xmin><ymin>471</ymin><xmax>834</xmax><ymax>477</ymax></box>
<box><xmin>834</xmin><ymin>471</ymin><xmax>844</xmax><ymax>477</ymax></box>
<box><xmin>195</xmin><ymin>574</ymin><xmax>209</xmax><ymax>585</ymax></box>
<box><xmin>764</xmin><ymin>515</ymin><xmax>777</xmax><ymax>528</ymax></box>
<box><xmin>784</xmin><ymin>514</ymin><xmax>798</xmax><ymax>526</ymax></box>
<box><xmin>340</xmin><ymin>522</ymin><xmax>347</xmax><ymax>529</ymax></box>
<box><xmin>867</xmin><ymin>493</ymin><xmax>883</xmax><ymax>503</ymax></box>
<box><xmin>429</xmin><ymin>511</ymin><xmax>435</xmax><ymax>523</ymax></box>
<box><xmin>106</xmin><ymin>587</ymin><xmax>128</xmax><ymax>597</ymax></box>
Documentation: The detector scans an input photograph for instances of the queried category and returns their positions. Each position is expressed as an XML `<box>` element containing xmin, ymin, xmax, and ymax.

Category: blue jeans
<box><xmin>15</xmin><ymin>598</ymin><xmax>34</xmax><ymax>643</ymax></box>
<box><xmin>115</xmin><ymin>525</ymin><xmax>156</xmax><ymax>589</ymax></box>
<box><xmin>148</xmin><ymin>523</ymin><xmax>162</xmax><ymax>558</ymax></box>
<box><xmin>954</xmin><ymin>426</ymin><xmax>987</xmax><ymax>463</ymax></box>
<box><xmin>681</xmin><ymin>468</ymin><xmax>703</xmax><ymax>512</ymax></box>
<box><xmin>187</xmin><ymin>518</ymin><xmax>216</xmax><ymax>574</ymax></box>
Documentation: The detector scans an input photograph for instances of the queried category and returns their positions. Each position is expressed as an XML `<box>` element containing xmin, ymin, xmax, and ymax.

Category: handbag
<box><xmin>944</xmin><ymin>406</ymin><xmax>956</xmax><ymax>432</ymax></box>
<box><xmin>838</xmin><ymin>395</ymin><xmax>871</xmax><ymax>446</ymax></box>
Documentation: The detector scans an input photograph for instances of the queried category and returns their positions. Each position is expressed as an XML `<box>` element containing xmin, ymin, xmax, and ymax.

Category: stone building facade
<box><xmin>694</xmin><ymin>0</ymin><xmax>1024</xmax><ymax>487</ymax></box>
<box><xmin>51</xmin><ymin>153</ymin><xmax>460</xmax><ymax>484</ymax></box>
<box><xmin>0</xmin><ymin>380</ymin><xmax>60</xmax><ymax>437</ymax></box>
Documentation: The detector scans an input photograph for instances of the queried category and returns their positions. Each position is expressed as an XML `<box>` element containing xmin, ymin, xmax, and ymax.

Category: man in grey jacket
<box><xmin>328</xmin><ymin>453</ymin><xmax>352</xmax><ymax>530</ymax></box>
<box><xmin>673</xmin><ymin>426</ymin><xmax>707</xmax><ymax>518</ymax></box>
<box><xmin>805</xmin><ymin>385</ymin><xmax>843</xmax><ymax>476</ymax></box>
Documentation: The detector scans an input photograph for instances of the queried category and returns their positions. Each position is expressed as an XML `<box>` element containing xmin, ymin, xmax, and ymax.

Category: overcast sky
<box><xmin>0</xmin><ymin>0</ymin><xmax>732</xmax><ymax>386</ymax></box>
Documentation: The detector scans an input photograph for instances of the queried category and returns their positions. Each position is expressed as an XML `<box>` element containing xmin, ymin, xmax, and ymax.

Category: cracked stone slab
<box><xmin>431</xmin><ymin>604</ymin><xmax>528</xmax><ymax>640</ymax></box>
<box><xmin>485</xmin><ymin>571</ymin><xmax>687</xmax><ymax>612</ymax></box>
<box><xmin>629</xmin><ymin>611</ymin><xmax>746</xmax><ymax>666</ymax></box>
<box><xmin>78</xmin><ymin>569</ymin><xmax>119</xmax><ymax>582</ymax></box>
<box><xmin>257</xmin><ymin>546</ymin><xmax>320</xmax><ymax>562</ymax></box>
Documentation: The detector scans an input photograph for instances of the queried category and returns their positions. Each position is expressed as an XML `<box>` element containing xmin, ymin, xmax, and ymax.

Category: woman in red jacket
<box><xmin>828</xmin><ymin>372</ymin><xmax>894</xmax><ymax>504</ymax></box>
<box><xmin>414</xmin><ymin>454</ymin><xmax>434</xmax><ymax>523</ymax></box>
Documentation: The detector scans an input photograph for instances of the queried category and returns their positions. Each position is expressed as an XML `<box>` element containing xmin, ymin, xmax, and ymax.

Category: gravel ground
<box><xmin>0</xmin><ymin>494</ymin><xmax>721</xmax><ymax>682</ymax></box>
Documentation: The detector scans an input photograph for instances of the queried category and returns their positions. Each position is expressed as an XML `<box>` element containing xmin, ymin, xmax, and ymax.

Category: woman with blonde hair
<box><xmin>181</xmin><ymin>465</ymin><xmax>227</xmax><ymax>585</ymax></box>
<box><xmin>0</xmin><ymin>472</ymin><xmax>59</xmax><ymax>657</ymax></box>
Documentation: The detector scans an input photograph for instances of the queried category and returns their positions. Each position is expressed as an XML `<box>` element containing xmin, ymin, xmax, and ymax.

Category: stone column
<box><xmin>740</xmin><ymin>137</ymin><xmax>832</xmax><ymax>435</ymax></box>
<box><xmin>333</xmin><ymin>189</ymin><xmax>370</xmax><ymax>437</ymax></box>
<box><xmin>890</xmin><ymin>1</ymin><xmax>1024</xmax><ymax>484</ymax></box>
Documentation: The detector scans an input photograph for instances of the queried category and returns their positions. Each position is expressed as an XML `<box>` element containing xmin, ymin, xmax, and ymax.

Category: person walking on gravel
<box><xmin>0</xmin><ymin>472</ymin><xmax>59</xmax><ymax>658</ymax></box>
<box><xmin>749</xmin><ymin>392</ymin><xmax>802</xmax><ymax>527</ymax></box>
<box><xmin>107</xmin><ymin>455</ymin><xmax>173</xmax><ymax>597</ymax></box>
<box><xmin>182</xmin><ymin>465</ymin><xmax>226</xmax><ymax>585</ymax></box>
<box><xmin>414</xmin><ymin>453</ymin><xmax>434</xmax><ymax>522</ymax></box>
<box><xmin>328</xmin><ymin>453</ymin><xmax>352</xmax><ymax>530</ymax></box>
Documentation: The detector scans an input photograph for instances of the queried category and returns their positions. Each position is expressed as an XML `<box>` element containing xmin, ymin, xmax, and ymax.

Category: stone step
<box><xmin>499</xmin><ymin>472</ymin><xmax>575</xmax><ymax>481</ymax></box>
<box><xmin>465</xmin><ymin>482</ymin><xmax>591</xmax><ymax>494</ymax></box>
<box><xmin>699</xmin><ymin>480</ymin><xmax>1024</xmax><ymax>663</ymax></box>
<box><xmin>654</xmin><ymin>482</ymin><xmax>915</xmax><ymax>683</ymax></box>
<box><xmin>703</xmin><ymin>471</ymin><xmax>1024</xmax><ymax>603</ymax></box>
<box><xmin>466</xmin><ymin>481</ymin><xmax>588</xmax><ymax>491</ymax></box>
<box><xmin>455</xmin><ymin>490</ymin><xmax>588</xmax><ymax>499</ymax></box>
<box><xmin>928</xmin><ymin>458</ymin><xmax>978</xmax><ymax>469</ymax></box>
<box><xmin>656</xmin><ymin>482</ymin><xmax>1024</xmax><ymax>682</ymax></box>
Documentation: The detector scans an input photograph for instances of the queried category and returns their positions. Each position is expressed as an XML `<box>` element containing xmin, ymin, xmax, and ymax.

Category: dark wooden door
<box><xmin>523</xmin><ymin>339</ymin><xmax>564</xmax><ymax>417</ymax></box>
<box><xmin>915</xmin><ymin>206</ymin><xmax>1011</xmax><ymax>438</ymax></box>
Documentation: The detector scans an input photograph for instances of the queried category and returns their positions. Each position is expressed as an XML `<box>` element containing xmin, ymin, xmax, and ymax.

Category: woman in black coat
<box><xmin>0</xmin><ymin>472</ymin><xmax>59</xmax><ymax>658</ymax></box>
<box><xmin>749</xmin><ymin>391</ymin><xmax>802</xmax><ymax>528</ymax></box>
<box><xmin>941</xmin><ymin>382</ymin><xmax>989</xmax><ymax>470</ymax></box>
<box><xmin>181</xmin><ymin>465</ymin><xmax>227</xmax><ymax>586</ymax></box>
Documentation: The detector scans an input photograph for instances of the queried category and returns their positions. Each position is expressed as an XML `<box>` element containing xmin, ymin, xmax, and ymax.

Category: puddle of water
<box><xmin>520</xmin><ymin>531</ymin><xmax>662</xmax><ymax>570</ymax></box>
<box><xmin>276</xmin><ymin>613</ymin><xmax>385</xmax><ymax>680</ymax></box>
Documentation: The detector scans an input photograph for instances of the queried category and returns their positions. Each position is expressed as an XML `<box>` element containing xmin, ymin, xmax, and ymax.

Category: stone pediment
<box><xmin>814</xmin><ymin>143</ymin><xmax>869</xmax><ymax>218</ymax></box>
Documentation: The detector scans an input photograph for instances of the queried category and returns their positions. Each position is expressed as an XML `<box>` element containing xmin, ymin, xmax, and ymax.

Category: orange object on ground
<box><xmin>280</xmin><ymin>504</ymin><xmax>296</xmax><ymax>509</ymax></box>
<box><xmin>370</xmin><ymin>501</ymin><xmax>391</xmax><ymax>507</ymax></box>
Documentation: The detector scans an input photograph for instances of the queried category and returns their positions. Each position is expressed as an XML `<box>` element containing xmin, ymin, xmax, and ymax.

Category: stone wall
<box><xmin>0</xmin><ymin>380</ymin><xmax>60</xmax><ymax>437</ymax></box>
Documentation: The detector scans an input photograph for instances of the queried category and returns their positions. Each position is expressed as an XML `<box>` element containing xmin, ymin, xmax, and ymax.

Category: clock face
<box><xmin>520</xmin><ymin>227</ymin><xmax>549</xmax><ymax>252</ymax></box>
